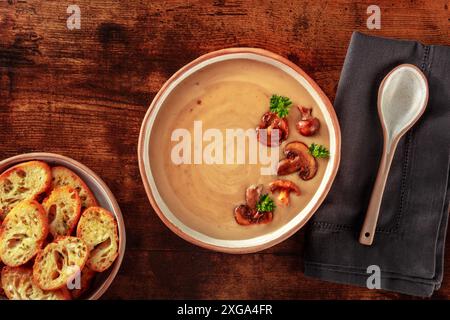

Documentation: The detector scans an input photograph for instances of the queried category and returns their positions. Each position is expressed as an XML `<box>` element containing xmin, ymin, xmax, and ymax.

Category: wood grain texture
<box><xmin>0</xmin><ymin>0</ymin><xmax>449</xmax><ymax>299</ymax></box>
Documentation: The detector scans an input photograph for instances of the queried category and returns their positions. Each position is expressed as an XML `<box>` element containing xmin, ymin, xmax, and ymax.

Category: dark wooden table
<box><xmin>0</xmin><ymin>0</ymin><xmax>449</xmax><ymax>299</ymax></box>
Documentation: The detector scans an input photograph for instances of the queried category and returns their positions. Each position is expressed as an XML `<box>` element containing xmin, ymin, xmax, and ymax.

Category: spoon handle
<box><xmin>359</xmin><ymin>141</ymin><xmax>398</xmax><ymax>245</ymax></box>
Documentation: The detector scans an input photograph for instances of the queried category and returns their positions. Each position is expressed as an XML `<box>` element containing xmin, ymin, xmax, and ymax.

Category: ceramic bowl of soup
<box><xmin>138</xmin><ymin>48</ymin><xmax>340</xmax><ymax>253</ymax></box>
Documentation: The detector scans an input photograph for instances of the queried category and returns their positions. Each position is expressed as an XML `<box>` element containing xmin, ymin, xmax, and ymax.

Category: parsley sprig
<box><xmin>256</xmin><ymin>194</ymin><xmax>276</xmax><ymax>212</ymax></box>
<box><xmin>269</xmin><ymin>94</ymin><xmax>292</xmax><ymax>118</ymax></box>
<box><xmin>309</xmin><ymin>143</ymin><xmax>330</xmax><ymax>159</ymax></box>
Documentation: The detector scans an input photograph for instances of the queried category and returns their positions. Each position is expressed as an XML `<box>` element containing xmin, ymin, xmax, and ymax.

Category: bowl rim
<box><xmin>138</xmin><ymin>47</ymin><xmax>341</xmax><ymax>253</ymax></box>
<box><xmin>0</xmin><ymin>152</ymin><xmax>126</xmax><ymax>299</ymax></box>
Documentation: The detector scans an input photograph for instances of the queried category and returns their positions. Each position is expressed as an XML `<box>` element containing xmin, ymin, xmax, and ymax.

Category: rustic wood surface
<box><xmin>0</xmin><ymin>0</ymin><xmax>449</xmax><ymax>300</ymax></box>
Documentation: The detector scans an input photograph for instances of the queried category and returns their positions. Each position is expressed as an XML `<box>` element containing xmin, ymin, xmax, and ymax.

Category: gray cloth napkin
<box><xmin>304</xmin><ymin>32</ymin><xmax>450</xmax><ymax>297</ymax></box>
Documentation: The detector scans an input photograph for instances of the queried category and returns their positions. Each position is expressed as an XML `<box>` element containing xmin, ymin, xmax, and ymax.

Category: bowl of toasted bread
<box><xmin>0</xmin><ymin>153</ymin><xmax>126</xmax><ymax>300</ymax></box>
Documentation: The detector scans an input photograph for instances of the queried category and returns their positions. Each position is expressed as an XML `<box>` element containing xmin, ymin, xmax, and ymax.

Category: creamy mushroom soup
<box><xmin>149</xmin><ymin>59</ymin><xmax>329</xmax><ymax>240</ymax></box>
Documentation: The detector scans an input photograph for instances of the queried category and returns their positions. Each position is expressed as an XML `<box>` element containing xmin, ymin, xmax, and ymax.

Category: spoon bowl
<box><xmin>359</xmin><ymin>64</ymin><xmax>428</xmax><ymax>246</ymax></box>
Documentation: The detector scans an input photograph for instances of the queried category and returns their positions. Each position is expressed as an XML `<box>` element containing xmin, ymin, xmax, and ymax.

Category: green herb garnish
<box><xmin>269</xmin><ymin>94</ymin><xmax>292</xmax><ymax>118</ymax></box>
<box><xmin>256</xmin><ymin>194</ymin><xmax>276</xmax><ymax>212</ymax></box>
<box><xmin>309</xmin><ymin>143</ymin><xmax>330</xmax><ymax>159</ymax></box>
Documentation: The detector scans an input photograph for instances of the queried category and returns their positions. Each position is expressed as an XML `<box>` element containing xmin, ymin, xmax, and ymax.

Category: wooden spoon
<box><xmin>359</xmin><ymin>64</ymin><xmax>429</xmax><ymax>246</ymax></box>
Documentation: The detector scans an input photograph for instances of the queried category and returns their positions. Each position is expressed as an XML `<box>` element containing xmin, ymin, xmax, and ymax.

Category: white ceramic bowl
<box><xmin>0</xmin><ymin>152</ymin><xmax>126</xmax><ymax>299</ymax></box>
<box><xmin>139</xmin><ymin>48</ymin><xmax>340</xmax><ymax>253</ymax></box>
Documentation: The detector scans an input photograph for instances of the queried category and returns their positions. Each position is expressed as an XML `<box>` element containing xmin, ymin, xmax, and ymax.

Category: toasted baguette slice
<box><xmin>70</xmin><ymin>267</ymin><xmax>96</xmax><ymax>299</ymax></box>
<box><xmin>33</xmin><ymin>236</ymin><xmax>88</xmax><ymax>290</ymax></box>
<box><xmin>0</xmin><ymin>161</ymin><xmax>51</xmax><ymax>220</ymax></box>
<box><xmin>51</xmin><ymin>166</ymin><xmax>98</xmax><ymax>211</ymax></box>
<box><xmin>77</xmin><ymin>207</ymin><xmax>119</xmax><ymax>272</ymax></box>
<box><xmin>2</xmin><ymin>266</ymin><xmax>70</xmax><ymax>300</ymax></box>
<box><xmin>0</xmin><ymin>200</ymin><xmax>48</xmax><ymax>267</ymax></box>
<box><xmin>0</xmin><ymin>263</ymin><xmax>5</xmax><ymax>298</ymax></box>
<box><xmin>42</xmin><ymin>186</ymin><xmax>81</xmax><ymax>238</ymax></box>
